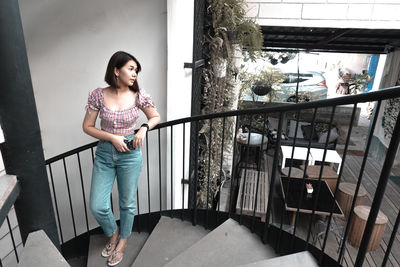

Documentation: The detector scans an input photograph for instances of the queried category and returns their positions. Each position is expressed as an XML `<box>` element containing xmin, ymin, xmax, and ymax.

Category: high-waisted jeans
<box><xmin>89</xmin><ymin>133</ymin><xmax>142</xmax><ymax>238</ymax></box>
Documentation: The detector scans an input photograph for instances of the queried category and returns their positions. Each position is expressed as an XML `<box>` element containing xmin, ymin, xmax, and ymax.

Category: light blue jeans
<box><xmin>89</xmin><ymin>133</ymin><xmax>142</xmax><ymax>238</ymax></box>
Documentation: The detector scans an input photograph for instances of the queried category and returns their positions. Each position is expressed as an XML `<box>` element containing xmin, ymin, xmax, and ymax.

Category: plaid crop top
<box><xmin>85</xmin><ymin>87</ymin><xmax>155</xmax><ymax>135</ymax></box>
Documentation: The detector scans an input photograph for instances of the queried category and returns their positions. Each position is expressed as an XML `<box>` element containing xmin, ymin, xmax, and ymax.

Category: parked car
<box><xmin>273</xmin><ymin>71</ymin><xmax>328</xmax><ymax>102</ymax></box>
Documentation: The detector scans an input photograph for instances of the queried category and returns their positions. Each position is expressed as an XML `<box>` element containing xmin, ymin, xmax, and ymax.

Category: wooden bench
<box><xmin>236</xmin><ymin>169</ymin><xmax>269</xmax><ymax>221</ymax></box>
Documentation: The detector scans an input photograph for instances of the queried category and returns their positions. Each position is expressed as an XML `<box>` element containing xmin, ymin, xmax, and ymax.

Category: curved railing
<box><xmin>5</xmin><ymin>86</ymin><xmax>400</xmax><ymax>266</ymax></box>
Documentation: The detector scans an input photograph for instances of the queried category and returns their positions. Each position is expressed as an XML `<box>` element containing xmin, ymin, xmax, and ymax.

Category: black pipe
<box><xmin>0</xmin><ymin>0</ymin><xmax>59</xmax><ymax>248</ymax></box>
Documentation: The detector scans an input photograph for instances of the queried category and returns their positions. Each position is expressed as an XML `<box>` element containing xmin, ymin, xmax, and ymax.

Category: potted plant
<box><xmin>250</xmin><ymin>68</ymin><xmax>285</xmax><ymax>96</ymax></box>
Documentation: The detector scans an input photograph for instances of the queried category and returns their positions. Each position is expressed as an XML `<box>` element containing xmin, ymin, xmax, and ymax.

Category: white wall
<box><xmin>19</xmin><ymin>0</ymin><xmax>167</xmax><ymax>159</ymax></box>
<box><xmin>246</xmin><ymin>0</ymin><xmax>400</xmax><ymax>29</ymax></box>
<box><xmin>18</xmin><ymin>0</ymin><xmax>167</xmax><ymax>241</ymax></box>
<box><xmin>167</xmin><ymin>0</ymin><xmax>194</xmax><ymax>209</ymax></box>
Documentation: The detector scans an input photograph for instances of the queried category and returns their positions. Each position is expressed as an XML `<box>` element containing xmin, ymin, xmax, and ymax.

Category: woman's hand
<box><xmin>132</xmin><ymin>128</ymin><xmax>147</xmax><ymax>149</ymax></box>
<box><xmin>111</xmin><ymin>135</ymin><xmax>130</xmax><ymax>152</ymax></box>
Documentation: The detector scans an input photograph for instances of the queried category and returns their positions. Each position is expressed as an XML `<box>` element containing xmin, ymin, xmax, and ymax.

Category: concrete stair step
<box><xmin>131</xmin><ymin>216</ymin><xmax>209</xmax><ymax>267</ymax></box>
<box><xmin>238</xmin><ymin>251</ymin><xmax>318</xmax><ymax>267</ymax></box>
<box><xmin>163</xmin><ymin>218</ymin><xmax>277</xmax><ymax>267</ymax></box>
<box><xmin>17</xmin><ymin>230</ymin><xmax>69</xmax><ymax>267</ymax></box>
<box><xmin>87</xmin><ymin>232</ymin><xmax>148</xmax><ymax>267</ymax></box>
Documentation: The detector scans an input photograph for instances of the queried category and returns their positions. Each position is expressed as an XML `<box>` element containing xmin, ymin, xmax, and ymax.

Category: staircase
<box><xmin>84</xmin><ymin>216</ymin><xmax>318</xmax><ymax>267</ymax></box>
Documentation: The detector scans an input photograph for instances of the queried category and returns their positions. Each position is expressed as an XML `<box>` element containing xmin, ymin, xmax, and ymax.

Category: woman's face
<box><xmin>115</xmin><ymin>60</ymin><xmax>138</xmax><ymax>87</ymax></box>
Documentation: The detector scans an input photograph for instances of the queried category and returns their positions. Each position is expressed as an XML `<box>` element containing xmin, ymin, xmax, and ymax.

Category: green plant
<box><xmin>338</xmin><ymin>68</ymin><xmax>374</xmax><ymax>94</ymax></box>
<box><xmin>239</xmin><ymin>67</ymin><xmax>284</xmax><ymax>102</ymax></box>
<box><xmin>209</xmin><ymin>0</ymin><xmax>263</xmax><ymax>61</ymax></box>
<box><xmin>349</xmin><ymin>72</ymin><xmax>374</xmax><ymax>94</ymax></box>
<box><xmin>196</xmin><ymin>0</ymin><xmax>263</xmax><ymax>209</ymax></box>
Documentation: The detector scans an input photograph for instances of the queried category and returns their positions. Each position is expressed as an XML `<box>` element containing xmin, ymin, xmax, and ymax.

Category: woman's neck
<box><xmin>110</xmin><ymin>86</ymin><xmax>130</xmax><ymax>96</ymax></box>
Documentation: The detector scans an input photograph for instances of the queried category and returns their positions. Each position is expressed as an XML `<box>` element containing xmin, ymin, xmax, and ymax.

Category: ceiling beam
<box><xmin>315</xmin><ymin>28</ymin><xmax>354</xmax><ymax>46</ymax></box>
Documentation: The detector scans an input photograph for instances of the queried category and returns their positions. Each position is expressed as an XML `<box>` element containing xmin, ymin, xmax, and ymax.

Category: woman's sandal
<box><xmin>107</xmin><ymin>250</ymin><xmax>124</xmax><ymax>266</ymax></box>
<box><xmin>101</xmin><ymin>240</ymin><xmax>118</xmax><ymax>258</ymax></box>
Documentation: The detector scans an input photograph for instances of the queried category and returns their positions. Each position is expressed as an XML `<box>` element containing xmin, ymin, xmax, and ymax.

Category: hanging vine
<box><xmin>196</xmin><ymin>0</ymin><xmax>263</xmax><ymax>208</ymax></box>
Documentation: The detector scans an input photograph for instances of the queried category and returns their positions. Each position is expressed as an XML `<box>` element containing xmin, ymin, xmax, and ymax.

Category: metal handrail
<box><xmin>23</xmin><ymin>85</ymin><xmax>400</xmax><ymax>266</ymax></box>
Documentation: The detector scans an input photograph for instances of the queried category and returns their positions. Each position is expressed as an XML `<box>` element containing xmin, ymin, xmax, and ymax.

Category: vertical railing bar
<box><xmin>291</xmin><ymin>108</ymin><xmax>318</xmax><ymax>251</ymax></box>
<box><xmin>136</xmin><ymin>188</ymin><xmax>141</xmax><ymax>233</ymax></box>
<box><xmin>0</xmin><ymin>257</ymin><xmax>2</xmax><ymax>267</ymax></box>
<box><xmin>217</xmin><ymin>117</ymin><xmax>226</xmax><ymax>225</ymax></box>
<box><xmin>62</xmin><ymin>158</ymin><xmax>77</xmax><ymax>237</ymax></box>
<box><xmin>228</xmin><ymin>115</ymin><xmax>240</xmax><ymax>217</ymax></box>
<box><xmin>170</xmin><ymin>125</ymin><xmax>174</xmax><ymax>218</ymax></box>
<box><xmin>145</xmin><ymin>131</ymin><xmax>151</xmax><ymax>225</ymax></box>
<box><xmin>285</xmin><ymin>110</ymin><xmax>302</xmax><ymax>252</ymax></box>
<box><xmin>77</xmin><ymin>153</ymin><xmax>90</xmax><ymax>233</ymax></box>
<box><xmin>110</xmin><ymin>193</ymin><xmax>114</xmax><ymax>213</ymax></box>
<box><xmin>48</xmin><ymin>163</ymin><xmax>64</xmax><ymax>243</ymax></box>
<box><xmin>355</xmin><ymin>108</ymin><xmax>400</xmax><ymax>266</ymax></box>
<box><xmin>240</xmin><ymin>116</ymin><xmax>253</xmax><ymax>225</ymax></box>
<box><xmin>264</xmin><ymin>112</ymin><xmax>284</xmax><ymax>244</ymax></box>
<box><xmin>182</xmin><ymin>123</ymin><xmax>186</xmax><ymax>220</ymax></box>
<box><xmin>6</xmin><ymin>216</ymin><xmax>19</xmax><ymax>263</ymax></box>
<box><xmin>90</xmin><ymin>147</ymin><xmax>95</xmax><ymax>163</ymax></box>
<box><xmin>206</xmin><ymin>119</ymin><xmax>213</xmax><ymax>228</ymax></box>
<box><xmin>251</xmin><ymin>113</ymin><xmax>267</xmax><ymax>232</ymax></box>
<box><xmin>158</xmin><ymin>128</ymin><xmax>162</xmax><ymax>214</ymax></box>
<box><xmin>338</xmin><ymin>100</ymin><xmax>382</xmax><ymax>263</ymax></box>
<box><xmin>320</xmin><ymin>103</ymin><xmax>357</xmax><ymax>262</ymax></box>
<box><xmin>192</xmin><ymin>120</ymin><xmax>200</xmax><ymax>225</ymax></box>
<box><xmin>305</xmin><ymin>106</ymin><xmax>336</xmax><ymax>249</ymax></box>
<box><xmin>287</xmin><ymin>111</ymin><xmax>302</xmax><ymax>179</ymax></box>
<box><xmin>382</xmin><ymin>206</ymin><xmax>400</xmax><ymax>267</ymax></box>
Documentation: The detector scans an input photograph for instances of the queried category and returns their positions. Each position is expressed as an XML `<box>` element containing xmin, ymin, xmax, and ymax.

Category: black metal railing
<box><xmin>0</xmin><ymin>210</ymin><xmax>22</xmax><ymax>267</ymax></box>
<box><xmin>3</xmin><ymin>86</ymin><xmax>400</xmax><ymax>266</ymax></box>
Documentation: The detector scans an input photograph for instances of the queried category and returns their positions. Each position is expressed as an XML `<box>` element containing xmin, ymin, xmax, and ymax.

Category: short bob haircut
<box><xmin>105</xmin><ymin>51</ymin><xmax>142</xmax><ymax>92</ymax></box>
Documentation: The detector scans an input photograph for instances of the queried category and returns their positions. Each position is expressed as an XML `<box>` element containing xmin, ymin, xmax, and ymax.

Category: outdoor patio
<box><xmin>228</xmin><ymin>147</ymin><xmax>400</xmax><ymax>267</ymax></box>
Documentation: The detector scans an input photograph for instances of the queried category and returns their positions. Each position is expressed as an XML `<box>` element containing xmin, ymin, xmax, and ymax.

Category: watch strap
<box><xmin>141</xmin><ymin>123</ymin><xmax>150</xmax><ymax>131</ymax></box>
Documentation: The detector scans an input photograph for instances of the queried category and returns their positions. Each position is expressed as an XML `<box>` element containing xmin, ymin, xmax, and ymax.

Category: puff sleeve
<box><xmin>137</xmin><ymin>88</ymin><xmax>155</xmax><ymax>110</ymax></box>
<box><xmin>85</xmin><ymin>88</ymin><xmax>101</xmax><ymax>111</ymax></box>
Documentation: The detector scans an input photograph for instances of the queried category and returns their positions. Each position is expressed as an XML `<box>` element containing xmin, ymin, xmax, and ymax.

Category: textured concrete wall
<box><xmin>246</xmin><ymin>0</ymin><xmax>400</xmax><ymax>29</ymax></box>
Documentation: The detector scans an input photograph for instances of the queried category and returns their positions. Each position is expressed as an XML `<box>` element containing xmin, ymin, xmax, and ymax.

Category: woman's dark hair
<box><xmin>105</xmin><ymin>51</ymin><xmax>142</xmax><ymax>92</ymax></box>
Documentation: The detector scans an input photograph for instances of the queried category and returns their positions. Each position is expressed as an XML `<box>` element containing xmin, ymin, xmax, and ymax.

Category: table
<box><xmin>281</xmin><ymin>167</ymin><xmax>304</xmax><ymax>178</ymax></box>
<box><xmin>280</xmin><ymin>177</ymin><xmax>343</xmax><ymax>226</ymax></box>
<box><xmin>309</xmin><ymin>148</ymin><xmax>342</xmax><ymax>174</ymax></box>
<box><xmin>299</xmin><ymin>165</ymin><xmax>339</xmax><ymax>193</ymax></box>
<box><xmin>280</xmin><ymin>146</ymin><xmax>313</xmax><ymax>169</ymax></box>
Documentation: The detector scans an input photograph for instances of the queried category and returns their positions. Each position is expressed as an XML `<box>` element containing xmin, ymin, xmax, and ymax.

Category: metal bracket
<box><xmin>181</xmin><ymin>179</ymin><xmax>190</xmax><ymax>184</ymax></box>
<box><xmin>183</xmin><ymin>59</ymin><xmax>205</xmax><ymax>69</ymax></box>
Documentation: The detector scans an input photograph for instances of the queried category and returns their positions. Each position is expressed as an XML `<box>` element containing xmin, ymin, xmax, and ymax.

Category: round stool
<box><xmin>348</xmin><ymin>205</ymin><xmax>388</xmax><ymax>252</ymax></box>
<box><xmin>337</xmin><ymin>182</ymin><xmax>367</xmax><ymax>218</ymax></box>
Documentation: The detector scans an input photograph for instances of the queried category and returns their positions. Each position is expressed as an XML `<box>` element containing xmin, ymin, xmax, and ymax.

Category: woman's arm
<box><xmin>132</xmin><ymin>106</ymin><xmax>161</xmax><ymax>149</ymax></box>
<box><xmin>82</xmin><ymin>108</ymin><xmax>130</xmax><ymax>152</ymax></box>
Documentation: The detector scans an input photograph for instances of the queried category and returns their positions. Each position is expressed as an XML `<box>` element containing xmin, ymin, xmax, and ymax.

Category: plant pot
<box><xmin>213</xmin><ymin>59</ymin><xmax>227</xmax><ymax>78</ymax></box>
<box><xmin>251</xmin><ymin>85</ymin><xmax>273</xmax><ymax>96</ymax></box>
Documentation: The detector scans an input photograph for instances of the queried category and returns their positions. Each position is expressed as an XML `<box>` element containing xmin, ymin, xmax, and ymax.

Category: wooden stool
<box><xmin>281</xmin><ymin>167</ymin><xmax>304</xmax><ymax>178</ymax></box>
<box><xmin>337</xmin><ymin>182</ymin><xmax>367</xmax><ymax>218</ymax></box>
<box><xmin>300</xmin><ymin>165</ymin><xmax>338</xmax><ymax>192</ymax></box>
<box><xmin>348</xmin><ymin>205</ymin><xmax>388</xmax><ymax>251</ymax></box>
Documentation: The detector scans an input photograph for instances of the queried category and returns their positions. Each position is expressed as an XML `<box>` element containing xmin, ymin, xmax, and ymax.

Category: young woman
<box><xmin>83</xmin><ymin>51</ymin><xmax>160</xmax><ymax>266</ymax></box>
